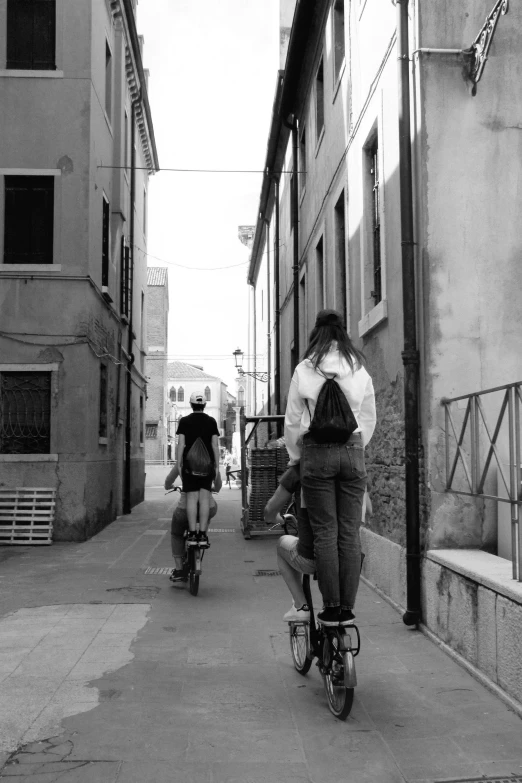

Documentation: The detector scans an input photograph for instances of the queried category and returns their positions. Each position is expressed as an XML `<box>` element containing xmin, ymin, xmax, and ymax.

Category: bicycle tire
<box><xmin>322</xmin><ymin>632</ymin><xmax>354</xmax><ymax>720</ymax></box>
<box><xmin>289</xmin><ymin>623</ymin><xmax>312</xmax><ymax>675</ymax></box>
<box><xmin>189</xmin><ymin>571</ymin><xmax>199</xmax><ymax>596</ymax></box>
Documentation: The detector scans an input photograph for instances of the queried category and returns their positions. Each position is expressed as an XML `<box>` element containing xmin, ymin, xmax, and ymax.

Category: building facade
<box><xmin>248</xmin><ymin>0</ymin><xmax>522</xmax><ymax>706</ymax></box>
<box><xmin>0</xmin><ymin>0</ymin><xmax>159</xmax><ymax>539</ymax></box>
<box><xmin>166</xmin><ymin>362</ymin><xmax>228</xmax><ymax>453</ymax></box>
<box><xmin>145</xmin><ymin>267</ymin><xmax>169</xmax><ymax>462</ymax></box>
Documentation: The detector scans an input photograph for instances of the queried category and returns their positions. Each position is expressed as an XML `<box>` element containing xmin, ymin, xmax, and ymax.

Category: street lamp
<box><xmin>232</xmin><ymin>347</ymin><xmax>268</xmax><ymax>382</ymax></box>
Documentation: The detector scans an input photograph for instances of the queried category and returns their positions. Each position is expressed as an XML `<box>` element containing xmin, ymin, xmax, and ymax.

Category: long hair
<box><xmin>302</xmin><ymin>309</ymin><xmax>365</xmax><ymax>372</ymax></box>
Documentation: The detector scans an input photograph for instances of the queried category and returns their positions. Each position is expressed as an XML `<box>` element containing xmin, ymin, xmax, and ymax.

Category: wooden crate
<box><xmin>0</xmin><ymin>488</ymin><xmax>56</xmax><ymax>545</ymax></box>
<box><xmin>246</xmin><ymin>446</ymin><xmax>289</xmax><ymax>532</ymax></box>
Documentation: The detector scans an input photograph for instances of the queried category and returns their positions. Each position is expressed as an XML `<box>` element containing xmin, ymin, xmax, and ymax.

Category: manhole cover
<box><xmin>254</xmin><ymin>569</ymin><xmax>281</xmax><ymax>576</ymax></box>
<box><xmin>435</xmin><ymin>777</ymin><xmax>522</xmax><ymax>783</ymax></box>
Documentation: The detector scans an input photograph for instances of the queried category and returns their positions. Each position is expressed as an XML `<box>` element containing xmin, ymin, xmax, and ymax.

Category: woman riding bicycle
<box><xmin>284</xmin><ymin>310</ymin><xmax>376</xmax><ymax>627</ymax></box>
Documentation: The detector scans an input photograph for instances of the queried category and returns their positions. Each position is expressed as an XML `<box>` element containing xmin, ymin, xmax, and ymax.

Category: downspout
<box><xmin>264</xmin><ymin>219</ymin><xmax>272</xmax><ymax>416</ymax></box>
<box><xmin>123</xmin><ymin>93</ymin><xmax>140</xmax><ymax>515</ymax></box>
<box><xmin>274</xmin><ymin>178</ymin><xmax>281</xmax><ymax>418</ymax></box>
<box><xmin>397</xmin><ymin>0</ymin><xmax>421</xmax><ymax>626</ymax></box>
<box><xmin>284</xmin><ymin>115</ymin><xmax>300</xmax><ymax>366</ymax></box>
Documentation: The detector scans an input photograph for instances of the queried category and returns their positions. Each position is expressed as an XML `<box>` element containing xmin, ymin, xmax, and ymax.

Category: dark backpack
<box><xmin>307</xmin><ymin>370</ymin><xmax>358</xmax><ymax>444</ymax></box>
<box><xmin>186</xmin><ymin>437</ymin><xmax>213</xmax><ymax>476</ymax></box>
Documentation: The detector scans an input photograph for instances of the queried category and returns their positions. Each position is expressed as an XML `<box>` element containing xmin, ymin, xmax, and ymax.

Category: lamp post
<box><xmin>232</xmin><ymin>347</ymin><xmax>268</xmax><ymax>383</ymax></box>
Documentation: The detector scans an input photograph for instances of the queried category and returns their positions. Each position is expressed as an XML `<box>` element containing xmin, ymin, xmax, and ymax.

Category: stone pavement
<box><xmin>1</xmin><ymin>475</ymin><xmax>522</xmax><ymax>782</ymax></box>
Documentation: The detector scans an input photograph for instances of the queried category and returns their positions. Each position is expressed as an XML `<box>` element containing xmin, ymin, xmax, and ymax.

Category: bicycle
<box><xmin>282</xmin><ymin>513</ymin><xmax>360</xmax><ymax>721</ymax></box>
<box><xmin>165</xmin><ymin>485</ymin><xmax>212</xmax><ymax>596</ymax></box>
<box><xmin>267</xmin><ymin>499</ymin><xmax>299</xmax><ymax>536</ymax></box>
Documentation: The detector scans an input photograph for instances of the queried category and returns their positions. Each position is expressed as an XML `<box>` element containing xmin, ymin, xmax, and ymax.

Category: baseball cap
<box><xmin>190</xmin><ymin>390</ymin><xmax>205</xmax><ymax>404</ymax></box>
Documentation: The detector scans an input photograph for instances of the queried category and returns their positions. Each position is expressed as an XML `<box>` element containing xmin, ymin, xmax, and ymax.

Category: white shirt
<box><xmin>284</xmin><ymin>345</ymin><xmax>377</xmax><ymax>465</ymax></box>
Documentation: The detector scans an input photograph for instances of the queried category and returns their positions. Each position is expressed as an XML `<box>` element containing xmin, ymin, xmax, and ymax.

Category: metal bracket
<box><xmin>464</xmin><ymin>0</ymin><xmax>509</xmax><ymax>95</ymax></box>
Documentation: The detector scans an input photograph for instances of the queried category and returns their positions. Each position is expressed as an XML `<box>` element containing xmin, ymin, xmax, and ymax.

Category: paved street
<box><xmin>1</xmin><ymin>474</ymin><xmax>522</xmax><ymax>783</ymax></box>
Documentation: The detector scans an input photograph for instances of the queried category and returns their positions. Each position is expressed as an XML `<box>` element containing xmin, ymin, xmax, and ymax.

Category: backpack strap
<box><xmin>316</xmin><ymin>367</ymin><xmax>337</xmax><ymax>380</ymax></box>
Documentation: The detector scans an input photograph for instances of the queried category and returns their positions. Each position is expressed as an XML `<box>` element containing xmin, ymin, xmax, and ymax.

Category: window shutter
<box><xmin>7</xmin><ymin>0</ymin><xmax>56</xmax><ymax>70</ymax></box>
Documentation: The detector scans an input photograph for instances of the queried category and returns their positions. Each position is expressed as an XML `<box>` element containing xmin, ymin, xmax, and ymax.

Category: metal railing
<box><xmin>442</xmin><ymin>381</ymin><xmax>522</xmax><ymax>580</ymax></box>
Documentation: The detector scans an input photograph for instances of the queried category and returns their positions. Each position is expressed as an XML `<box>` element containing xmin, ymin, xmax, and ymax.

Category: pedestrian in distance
<box><xmin>176</xmin><ymin>391</ymin><xmax>220</xmax><ymax>547</ymax></box>
<box><xmin>284</xmin><ymin>309</ymin><xmax>376</xmax><ymax>627</ymax></box>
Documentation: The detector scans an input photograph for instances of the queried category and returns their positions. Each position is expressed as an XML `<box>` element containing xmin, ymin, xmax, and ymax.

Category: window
<box><xmin>368</xmin><ymin>138</ymin><xmax>382</xmax><ymax>305</ymax></box>
<box><xmin>105</xmin><ymin>41</ymin><xmax>112</xmax><ymax>120</ymax></box>
<box><xmin>334</xmin><ymin>191</ymin><xmax>347</xmax><ymax>326</ymax></box>
<box><xmin>316</xmin><ymin>237</ymin><xmax>324</xmax><ymax>313</ymax></box>
<box><xmin>238</xmin><ymin>387</ymin><xmax>245</xmax><ymax>407</ymax></box>
<box><xmin>139</xmin><ymin>396</ymin><xmax>144</xmax><ymax>445</ymax></box>
<box><xmin>315</xmin><ymin>58</ymin><xmax>325</xmax><ymax>141</ymax></box>
<box><xmin>102</xmin><ymin>195</ymin><xmax>110</xmax><ymax>287</ymax></box>
<box><xmin>333</xmin><ymin>0</ymin><xmax>345</xmax><ymax>82</ymax></box>
<box><xmin>99</xmin><ymin>364</ymin><xmax>108</xmax><ymax>439</ymax></box>
<box><xmin>205</xmin><ymin>386</ymin><xmax>211</xmax><ymax>402</ymax></box>
<box><xmin>4</xmin><ymin>176</ymin><xmax>54</xmax><ymax>265</ymax></box>
<box><xmin>120</xmin><ymin>237</ymin><xmax>130</xmax><ymax>317</ymax></box>
<box><xmin>170</xmin><ymin>387</ymin><xmax>176</xmax><ymax>402</ymax></box>
<box><xmin>299</xmin><ymin>125</ymin><xmax>307</xmax><ymax>194</ymax></box>
<box><xmin>124</xmin><ymin>111</ymin><xmax>129</xmax><ymax>172</ymax></box>
<box><xmin>7</xmin><ymin>0</ymin><xmax>56</xmax><ymax>70</ymax></box>
<box><xmin>146</xmin><ymin>424</ymin><xmax>157</xmax><ymax>439</ymax></box>
<box><xmin>178</xmin><ymin>386</ymin><xmax>184</xmax><ymax>402</ymax></box>
<box><xmin>0</xmin><ymin>372</ymin><xmax>51</xmax><ymax>454</ymax></box>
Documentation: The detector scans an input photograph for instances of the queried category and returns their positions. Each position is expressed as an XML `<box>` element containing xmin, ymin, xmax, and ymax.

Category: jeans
<box><xmin>301</xmin><ymin>432</ymin><xmax>367</xmax><ymax>610</ymax></box>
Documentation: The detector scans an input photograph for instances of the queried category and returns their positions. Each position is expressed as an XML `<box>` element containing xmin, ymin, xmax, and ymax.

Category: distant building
<box><xmin>0</xmin><ymin>0</ymin><xmax>159</xmax><ymax>539</ymax></box>
<box><xmin>166</xmin><ymin>362</ymin><xmax>228</xmax><ymax>452</ymax></box>
<box><xmin>145</xmin><ymin>268</ymin><xmax>169</xmax><ymax>462</ymax></box>
<box><xmin>223</xmin><ymin>391</ymin><xmax>237</xmax><ymax>452</ymax></box>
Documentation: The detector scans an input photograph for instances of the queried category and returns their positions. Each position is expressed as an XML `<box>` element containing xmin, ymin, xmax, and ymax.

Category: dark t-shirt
<box><xmin>176</xmin><ymin>412</ymin><xmax>219</xmax><ymax>465</ymax></box>
<box><xmin>279</xmin><ymin>465</ymin><xmax>314</xmax><ymax>561</ymax></box>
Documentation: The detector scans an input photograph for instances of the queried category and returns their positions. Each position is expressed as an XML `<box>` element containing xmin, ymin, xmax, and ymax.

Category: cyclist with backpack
<box><xmin>284</xmin><ymin>310</ymin><xmax>376</xmax><ymax>627</ymax></box>
<box><xmin>176</xmin><ymin>390</ymin><xmax>220</xmax><ymax>547</ymax></box>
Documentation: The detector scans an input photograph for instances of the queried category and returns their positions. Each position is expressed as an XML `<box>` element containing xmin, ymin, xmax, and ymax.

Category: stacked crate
<box><xmin>0</xmin><ymin>488</ymin><xmax>56</xmax><ymax>545</ymax></box>
<box><xmin>247</xmin><ymin>445</ymin><xmax>289</xmax><ymax>532</ymax></box>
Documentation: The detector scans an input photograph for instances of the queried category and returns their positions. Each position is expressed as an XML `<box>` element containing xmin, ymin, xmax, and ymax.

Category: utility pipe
<box><xmin>274</xmin><ymin>178</ymin><xmax>281</xmax><ymax>420</ymax></box>
<box><xmin>123</xmin><ymin>93</ymin><xmax>140</xmax><ymax>515</ymax></box>
<box><xmin>397</xmin><ymin>0</ymin><xmax>421</xmax><ymax>626</ymax></box>
<box><xmin>265</xmin><ymin>219</ymin><xmax>272</xmax><ymax>417</ymax></box>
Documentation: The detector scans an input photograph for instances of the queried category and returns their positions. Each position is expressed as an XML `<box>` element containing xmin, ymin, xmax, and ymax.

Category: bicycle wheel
<box><xmin>189</xmin><ymin>571</ymin><xmax>199</xmax><ymax>595</ymax></box>
<box><xmin>322</xmin><ymin>631</ymin><xmax>354</xmax><ymax>720</ymax></box>
<box><xmin>289</xmin><ymin>623</ymin><xmax>312</xmax><ymax>675</ymax></box>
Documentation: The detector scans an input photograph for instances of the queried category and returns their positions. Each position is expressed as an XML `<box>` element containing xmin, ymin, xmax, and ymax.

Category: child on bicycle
<box><xmin>176</xmin><ymin>391</ymin><xmax>220</xmax><ymax>548</ymax></box>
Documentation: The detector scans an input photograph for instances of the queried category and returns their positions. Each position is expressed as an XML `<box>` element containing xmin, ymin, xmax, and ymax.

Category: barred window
<box><xmin>120</xmin><ymin>237</ymin><xmax>130</xmax><ymax>317</ymax></box>
<box><xmin>205</xmin><ymin>386</ymin><xmax>211</xmax><ymax>402</ymax></box>
<box><xmin>146</xmin><ymin>424</ymin><xmax>157</xmax><ymax>439</ymax></box>
<box><xmin>178</xmin><ymin>386</ymin><xmax>184</xmax><ymax>402</ymax></box>
<box><xmin>0</xmin><ymin>372</ymin><xmax>51</xmax><ymax>454</ymax></box>
<box><xmin>7</xmin><ymin>0</ymin><xmax>56</xmax><ymax>70</ymax></box>
<box><xmin>4</xmin><ymin>176</ymin><xmax>54</xmax><ymax>265</ymax></box>
<box><xmin>368</xmin><ymin>138</ymin><xmax>382</xmax><ymax>305</ymax></box>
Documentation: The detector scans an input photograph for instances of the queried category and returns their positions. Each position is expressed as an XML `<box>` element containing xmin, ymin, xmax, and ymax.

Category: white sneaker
<box><xmin>283</xmin><ymin>603</ymin><xmax>310</xmax><ymax>623</ymax></box>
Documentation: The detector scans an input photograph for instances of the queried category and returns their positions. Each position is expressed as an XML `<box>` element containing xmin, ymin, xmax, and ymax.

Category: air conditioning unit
<box><xmin>102</xmin><ymin>285</ymin><xmax>113</xmax><ymax>303</ymax></box>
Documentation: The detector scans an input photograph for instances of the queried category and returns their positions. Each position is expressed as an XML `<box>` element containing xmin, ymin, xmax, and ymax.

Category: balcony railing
<box><xmin>442</xmin><ymin>381</ymin><xmax>522</xmax><ymax>580</ymax></box>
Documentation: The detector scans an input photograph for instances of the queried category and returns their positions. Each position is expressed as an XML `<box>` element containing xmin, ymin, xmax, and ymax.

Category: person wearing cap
<box><xmin>176</xmin><ymin>390</ymin><xmax>220</xmax><ymax>547</ymax></box>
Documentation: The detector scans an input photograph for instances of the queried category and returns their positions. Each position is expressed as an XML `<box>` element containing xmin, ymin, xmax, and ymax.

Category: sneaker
<box><xmin>197</xmin><ymin>532</ymin><xmax>210</xmax><ymax>548</ymax></box>
<box><xmin>338</xmin><ymin>609</ymin><xmax>355</xmax><ymax>626</ymax></box>
<box><xmin>283</xmin><ymin>603</ymin><xmax>310</xmax><ymax>623</ymax></box>
<box><xmin>169</xmin><ymin>568</ymin><xmax>188</xmax><ymax>583</ymax></box>
<box><xmin>186</xmin><ymin>531</ymin><xmax>198</xmax><ymax>546</ymax></box>
<box><xmin>317</xmin><ymin>607</ymin><xmax>341</xmax><ymax>626</ymax></box>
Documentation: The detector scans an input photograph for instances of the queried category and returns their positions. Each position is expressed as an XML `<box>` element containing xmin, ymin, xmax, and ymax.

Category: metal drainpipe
<box><xmin>265</xmin><ymin>219</ymin><xmax>272</xmax><ymax>417</ymax></box>
<box><xmin>283</xmin><ymin>116</ymin><xmax>300</xmax><ymax>366</ymax></box>
<box><xmin>397</xmin><ymin>0</ymin><xmax>421</xmax><ymax>626</ymax></box>
<box><xmin>274</xmin><ymin>178</ymin><xmax>281</xmax><ymax>420</ymax></box>
<box><xmin>123</xmin><ymin>93</ymin><xmax>140</xmax><ymax>515</ymax></box>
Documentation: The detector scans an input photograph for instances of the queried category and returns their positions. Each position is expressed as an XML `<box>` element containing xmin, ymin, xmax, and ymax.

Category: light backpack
<box><xmin>307</xmin><ymin>368</ymin><xmax>358</xmax><ymax>444</ymax></box>
<box><xmin>186</xmin><ymin>437</ymin><xmax>213</xmax><ymax>476</ymax></box>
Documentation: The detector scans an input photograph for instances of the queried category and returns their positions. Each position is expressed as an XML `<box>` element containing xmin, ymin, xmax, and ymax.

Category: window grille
<box><xmin>369</xmin><ymin>140</ymin><xmax>382</xmax><ymax>305</ymax></box>
<box><xmin>120</xmin><ymin>237</ymin><xmax>130</xmax><ymax>317</ymax></box>
<box><xmin>4</xmin><ymin>176</ymin><xmax>54</xmax><ymax>264</ymax></box>
<box><xmin>7</xmin><ymin>0</ymin><xmax>56</xmax><ymax>70</ymax></box>
<box><xmin>0</xmin><ymin>372</ymin><xmax>51</xmax><ymax>454</ymax></box>
<box><xmin>205</xmin><ymin>386</ymin><xmax>211</xmax><ymax>401</ymax></box>
<box><xmin>178</xmin><ymin>387</ymin><xmax>184</xmax><ymax>402</ymax></box>
<box><xmin>146</xmin><ymin>424</ymin><xmax>157</xmax><ymax>439</ymax></box>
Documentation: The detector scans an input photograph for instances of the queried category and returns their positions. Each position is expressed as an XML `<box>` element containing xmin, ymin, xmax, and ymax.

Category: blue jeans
<box><xmin>301</xmin><ymin>433</ymin><xmax>367</xmax><ymax>610</ymax></box>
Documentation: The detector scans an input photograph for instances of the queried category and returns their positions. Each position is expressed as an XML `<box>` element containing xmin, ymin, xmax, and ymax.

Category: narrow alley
<box><xmin>1</xmin><ymin>474</ymin><xmax>521</xmax><ymax>783</ymax></box>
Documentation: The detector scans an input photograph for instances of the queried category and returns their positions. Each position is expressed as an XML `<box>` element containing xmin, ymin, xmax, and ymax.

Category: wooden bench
<box><xmin>0</xmin><ymin>488</ymin><xmax>56</xmax><ymax>545</ymax></box>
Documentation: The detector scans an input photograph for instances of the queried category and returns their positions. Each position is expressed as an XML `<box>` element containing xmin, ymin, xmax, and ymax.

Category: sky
<box><xmin>137</xmin><ymin>0</ymin><xmax>280</xmax><ymax>392</ymax></box>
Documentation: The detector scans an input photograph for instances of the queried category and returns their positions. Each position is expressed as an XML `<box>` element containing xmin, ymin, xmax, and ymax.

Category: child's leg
<box><xmin>198</xmin><ymin>488</ymin><xmax>211</xmax><ymax>533</ymax></box>
<box><xmin>186</xmin><ymin>492</ymin><xmax>198</xmax><ymax>532</ymax></box>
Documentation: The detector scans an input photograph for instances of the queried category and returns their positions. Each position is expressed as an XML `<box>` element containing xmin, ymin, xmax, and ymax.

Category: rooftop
<box><xmin>147</xmin><ymin>267</ymin><xmax>168</xmax><ymax>286</ymax></box>
<box><xmin>167</xmin><ymin>361</ymin><xmax>221</xmax><ymax>382</ymax></box>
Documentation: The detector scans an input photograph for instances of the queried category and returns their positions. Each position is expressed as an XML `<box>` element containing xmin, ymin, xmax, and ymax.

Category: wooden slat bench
<box><xmin>0</xmin><ymin>488</ymin><xmax>56</xmax><ymax>545</ymax></box>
